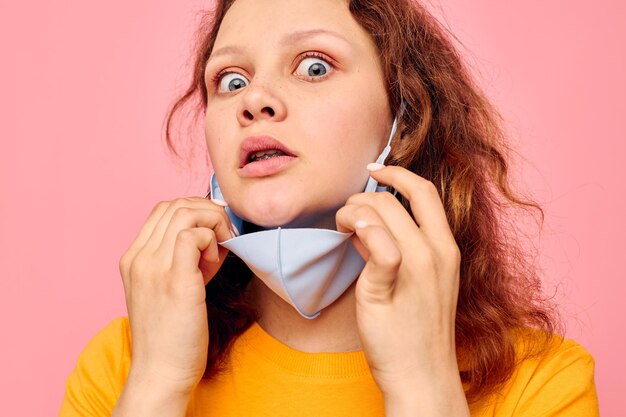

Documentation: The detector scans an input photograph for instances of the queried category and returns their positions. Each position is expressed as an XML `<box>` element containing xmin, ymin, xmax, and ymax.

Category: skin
<box><xmin>203</xmin><ymin>0</ymin><xmax>392</xmax><ymax>229</ymax></box>
<box><xmin>113</xmin><ymin>0</ymin><xmax>471</xmax><ymax>415</ymax></box>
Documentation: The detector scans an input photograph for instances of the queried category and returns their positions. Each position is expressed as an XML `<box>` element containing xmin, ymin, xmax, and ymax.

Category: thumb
<box><xmin>199</xmin><ymin>245</ymin><xmax>230</xmax><ymax>286</ymax></box>
<box><xmin>353</xmin><ymin>223</ymin><xmax>402</xmax><ymax>304</ymax></box>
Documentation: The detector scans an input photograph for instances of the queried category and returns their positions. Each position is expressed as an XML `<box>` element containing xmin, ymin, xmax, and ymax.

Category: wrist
<box><xmin>381</xmin><ymin>365</ymin><xmax>470</xmax><ymax>417</ymax></box>
<box><xmin>383</xmin><ymin>390</ymin><xmax>421</xmax><ymax>416</ymax></box>
<box><xmin>126</xmin><ymin>362</ymin><xmax>200</xmax><ymax>397</ymax></box>
<box><xmin>112</xmin><ymin>374</ymin><xmax>193</xmax><ymax>417</ymax></box>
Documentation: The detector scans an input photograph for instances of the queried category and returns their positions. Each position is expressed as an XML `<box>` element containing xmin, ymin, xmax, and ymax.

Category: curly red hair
<box><xmin>163</xmin><ymin>0</ymin><xmax>564</xmax><ymax>406</ymax></box>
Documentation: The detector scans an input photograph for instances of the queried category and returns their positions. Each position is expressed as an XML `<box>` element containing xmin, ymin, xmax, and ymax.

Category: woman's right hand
<box><xmin>117</xmin><ymin>196</ymin><xmax>235</xmax><ymax>396</ymax></box>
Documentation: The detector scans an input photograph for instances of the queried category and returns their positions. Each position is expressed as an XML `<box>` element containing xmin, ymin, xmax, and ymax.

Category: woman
<box><xmin>60</xmin><ymin>0</ymin><xmax>599</xmax><ymax>416</ymax></box>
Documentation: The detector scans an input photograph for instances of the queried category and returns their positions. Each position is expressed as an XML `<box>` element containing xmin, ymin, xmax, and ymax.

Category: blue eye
<box><xmin>218</xmin><ymin>73</ymin><xmax>249</xmax><ymax>92</ymax></box>
<box><xmin>295</xmin><ymin>57</ymin><xmax>331</xmax><ymax>78</ymax></box>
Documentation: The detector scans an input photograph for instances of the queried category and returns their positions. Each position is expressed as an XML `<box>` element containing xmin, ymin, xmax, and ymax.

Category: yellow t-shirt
<box><xmin>59</xmin><ymin>317</ymin><xmax>599</xmax><ymax>416</ymax></box>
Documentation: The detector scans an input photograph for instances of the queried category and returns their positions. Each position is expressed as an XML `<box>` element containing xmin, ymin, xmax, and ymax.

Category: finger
<box><xmin>336</xmin><ymin>203</ymin><xmax>390</xmax><ymax>260</ymax></box>
<box><xmin>336</xmin><ymin>201</ymin><xmax>390</xmax><ymax>234</ymax></box>
<box><xmin>336</xmin><ymin>202</ymin><xmax>430</xmax><ymax>263</ymax></box>
<box><xmin>366</xmin><ymin>165</ymin><xmax>453</xmax><ymax>240</ymax></box>
<box><xmin>119</xmin><ymin>200</ymin><xmax>171</xmax><ymax>279</ymax></box>
<box><xmin>155</xmin><ymin>207</ymin><xmax>234</xmax><ymax>265</ymax></box>
<box><xmin>344</xmin><ymin>191</ymin><xmax>421</xmax><ymax>246</ymax></box>
<box><xmin>198</xmin><ymin>244</ymin><xmax>230</xmax><ymax>281</ymax></box>
<box><xmin>352</xmin><ymin>223</ymin><xmax>402</xmax><ymax>304</ymax></box>
<box><xmin>144</xmin><ymin>198</ymin><xmax>232</xmax><ymax>253</ymax></box>
<box><xmin>170</xmin><ymin>227</ymin><xmax>219</xmax><ymax>288</ymax></box>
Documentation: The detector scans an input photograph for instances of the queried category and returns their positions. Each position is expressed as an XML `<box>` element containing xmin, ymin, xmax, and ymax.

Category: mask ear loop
<box><xmin>375</xmin><ymin>99</ymin><xmax>407</xmax><ymax>165</ymax></box>
<box><xmin>365</xmin><ymin>99</ymin><xmax>408</xmax><ymax>194</ymax></box>
<box><xmin>205</xmin><ymin>172</ymin><xmax>244</xmax><ymax>236</ymax></box>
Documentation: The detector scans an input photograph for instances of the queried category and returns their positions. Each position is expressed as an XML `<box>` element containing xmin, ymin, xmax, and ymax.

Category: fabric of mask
<box><xmin>206</xmin><ymin>102</ymin><xmax>406</xmax><ymax>319</ymax></box>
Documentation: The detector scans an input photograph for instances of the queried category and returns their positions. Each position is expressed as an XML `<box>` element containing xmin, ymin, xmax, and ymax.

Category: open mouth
<box><xmin>247</xmin><ymin>149</ymin><xmax>289</xmax><ymax>164</ymax></box>
<box><xmin>239</xmin><ymin>135</ymin><xmax>296</xmax><ymax>167</ymax></box>
<box><xmin>238</xmin><ymin>135</ymin><xmax>297</xmax><ymax>177</ymax></box>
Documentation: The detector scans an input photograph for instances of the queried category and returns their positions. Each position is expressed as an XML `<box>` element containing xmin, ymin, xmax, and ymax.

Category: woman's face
<box><xmin>204</xmin><ymin>0</ymin><xmax>392</xmax><ymax>228</ymax></box>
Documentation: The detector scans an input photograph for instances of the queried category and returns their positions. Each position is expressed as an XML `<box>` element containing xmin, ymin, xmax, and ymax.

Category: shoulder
<box><xmin>86</xmin><ymin>316</ymin><xmax>131</xmax><ymax>350</ymax></box>
<box><xmin>75</xmin><ymin>316</ymin><xmax>132</xmax><ymax>373</ymax></box>
<box><xmin>59</xmin><ymin>316</ymin><xmax>132</xmax><ymax>416</ymax></box>
<box><xmin>491</xmin><ymin>327</ymin><xmax>599</xmax><ymax>416</ymax></box>
<box><xmin>510</xmin><ymin>327</ymin><xmax>595</xmax><ymax>373</ymax></box>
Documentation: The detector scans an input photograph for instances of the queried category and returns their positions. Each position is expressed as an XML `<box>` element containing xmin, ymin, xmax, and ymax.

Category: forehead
<box><xmin>213</xmin><ymin>0</ymin><xmax>366</xmax><ymax>50</ymax></box>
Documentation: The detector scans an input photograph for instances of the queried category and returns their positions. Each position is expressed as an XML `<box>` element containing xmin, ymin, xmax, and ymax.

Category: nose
<box><xmin>237</xmin><ymin>81</ymin><xmax>287</xmax><ymax>126</ymax></box>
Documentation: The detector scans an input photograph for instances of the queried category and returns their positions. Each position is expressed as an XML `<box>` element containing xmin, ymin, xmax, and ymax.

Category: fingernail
<box><xmin>355</xmin><ymin>220</ymin><xmax>368</xmax><ymax>229</ymax></box>
<box><xmin>230</xmin><ymin>224</ymin><xmax>240</xmax><ymax>238</ymax></box>
<box><xmin>366</xmin><ymin>163</ymin><xmax>385</xmax><ymax>172</ymax></box>
<box><xmin>212</xmin><ymin>198</ymin><xmax>228</xmax><ymax>207</ymax></box>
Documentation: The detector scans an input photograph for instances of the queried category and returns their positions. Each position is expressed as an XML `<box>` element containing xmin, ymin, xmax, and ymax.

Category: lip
<box><xmin>238</xmin><ymin>135</ymin><xmax>297</xmax><ymax>168</ymax></box>
<box><xmin>237</xmin><ymin>135</ymin><xmax>298</xmax><ymax>178</ymax></box>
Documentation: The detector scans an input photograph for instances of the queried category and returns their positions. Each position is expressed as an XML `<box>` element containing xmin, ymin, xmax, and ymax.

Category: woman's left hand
<box><xmin>336</xmin><ymin>164</ymin><xmax>468</xmax><ymax>415</ymax></box>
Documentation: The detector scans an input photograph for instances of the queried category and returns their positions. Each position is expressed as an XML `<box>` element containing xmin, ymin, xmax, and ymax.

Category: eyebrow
<box><xmin>279</xmin><ymin>29</ymin><xmax>351</xmax><ymax>47</ymax></box>
<box><xmin>208</xmin><ymin>29</ymin><xmax>352</xmax><ymax>60</ymax></box>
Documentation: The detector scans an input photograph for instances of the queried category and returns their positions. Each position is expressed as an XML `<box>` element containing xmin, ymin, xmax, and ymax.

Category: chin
<box><xmin>235</xmin><ymin>197</ymin><xmax>338</xmax><ymax>230</ymax></box>
<box><xmin>233</xmin><ymin>194</ymin><xmax>300</xmax><ymax>228</ymax></box>
<box><xmin>245</xmin><ymin>212</ymin><xmax>298</xmax><ymax>229</ymax></box>
<box><xmin>251</xmin><ymin>207</ymin><xmax>339</xmax><ymax>230</ymax></box>
<box><xmin>228</xmin><ymin>180</ymin><xmax>351</xmax><ymax>229</ymax></box>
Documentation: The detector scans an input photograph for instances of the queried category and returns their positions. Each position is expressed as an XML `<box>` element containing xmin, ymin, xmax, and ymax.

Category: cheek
<box><xmin>204</xmin><ymin>113</ymin><xmax>227</xmax><ymax>158</ymax></box>
<box><xmin>314</xmin><ymin>109</ymin><xmax>385</xmax><ymax>166</ymax></box>
<box><xmin>305</xmin><ymin>117</ymin><xmax>382</xmax><ymax>195</ymax></box>
<box><xmin>302</xmin><ymin>97</ymin><xmax>378</xmax><ymax>151</ymax></box>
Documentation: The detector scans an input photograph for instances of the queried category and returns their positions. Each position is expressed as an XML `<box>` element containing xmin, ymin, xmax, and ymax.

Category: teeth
<box><xmin>249</xmin><ymin>149</ymin><xmax>285</xmax><ymax>162</ymax></box>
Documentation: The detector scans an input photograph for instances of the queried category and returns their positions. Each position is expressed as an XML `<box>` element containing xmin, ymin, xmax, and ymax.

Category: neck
<box><xmin>249</xmin><ymin>277</ymin><xmax>362</xmax><ymax>353</ymax></box>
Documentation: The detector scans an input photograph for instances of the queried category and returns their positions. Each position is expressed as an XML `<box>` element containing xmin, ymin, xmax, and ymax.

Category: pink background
<box><xmin>1</xmin><ymin>1</ymin><xmax>623</xmax><ymax>415</ymax></box>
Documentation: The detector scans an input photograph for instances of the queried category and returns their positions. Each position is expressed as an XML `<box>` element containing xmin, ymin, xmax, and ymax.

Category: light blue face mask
<box><xmin>206</xmin><ymin>102</ymin><xmax>406</xmax><ymax>319</ymax></box>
